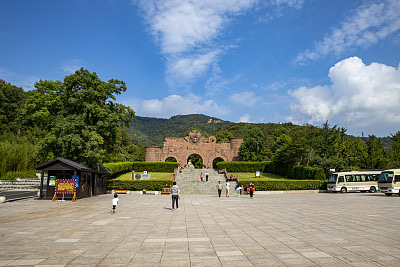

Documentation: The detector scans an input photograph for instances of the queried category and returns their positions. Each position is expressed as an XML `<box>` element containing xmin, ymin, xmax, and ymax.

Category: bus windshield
<box><xmin>379</xmin><ymin>172</ymin><xmax>394</xmax><ymax>183</ymax></box>
<box><xmin>328</xmin><ymin>174</ymin><xmax>337</xmax><ymax>183</ymax></box>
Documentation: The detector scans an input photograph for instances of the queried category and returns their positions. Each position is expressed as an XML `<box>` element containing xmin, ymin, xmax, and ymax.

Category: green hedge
<box><xmin>103</xmin><ymin>162</ymin><xmax>179</xmax><ymax>176</ymax></box>
<box><xmin>107</xmin><ymin>180</ymin><xmax>172</xmax><ymax>191</ymax></box>
<box><xmin>216</xmin><ymin>161</ymin><xmax>326</xmax><ymax>180</ymax></box>
<box><xmin>240</xmin><ymin>180</ymin><xmax>326</xmax><ymax>191</ymax></box>
<box><xmin>216</xmin><ymin>161</ymin><xmax>267</xmax><ymax>172</ymax></box>
<box><xmin>0</xmin><ymin>170</ymin><xmax>37</xmax><ymax>181</ymax></box>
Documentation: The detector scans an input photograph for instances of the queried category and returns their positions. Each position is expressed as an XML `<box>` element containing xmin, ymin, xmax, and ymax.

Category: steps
<box><xmin>175</xmin><ymin>168</ymin><xmax>238</xmax><ymax>195</ymax></box>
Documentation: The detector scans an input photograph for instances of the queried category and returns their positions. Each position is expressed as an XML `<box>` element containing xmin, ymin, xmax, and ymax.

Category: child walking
<box><xmin>111</xmin><ymin>193</ymin><xmax>119</xmax><ymax>214</ymax></box>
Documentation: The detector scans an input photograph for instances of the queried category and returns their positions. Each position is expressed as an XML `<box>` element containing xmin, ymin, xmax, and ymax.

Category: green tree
<box><xmin>22</xmin><ymin>68</ymin><xmax>135</xmax><ymax>167</ymax></box>
<box><xmin>388</xmin><ymin>131</ymin><xmax>400</xmax><ymax>168</ymax></box>
<box><xmin>239</xmin><ymin>127</ymin><xmax>267</xmax><ymax>161</ymax></box>
<box><xmin>0</xmin><ymin>80</ymin><xmax>26</xmax><ymax>131</ymax></box>
<box><xmin>365</xmin><ymin>135</ymin><xmax>387</xmax><ymax>169</ymax></box>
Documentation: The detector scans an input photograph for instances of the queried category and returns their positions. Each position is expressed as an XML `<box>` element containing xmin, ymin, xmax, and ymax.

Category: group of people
<box><xmin>200</xmin><ymin>172</ymin><xmax>209</xmax><ymax>182</ymax></box>
<box><xmin>111</xmin><ymin>176</ymin><xmax>255</xmax><ymax>214</ymax></box>
<box><xmin>216</xmin><ymin>181</ymin><xmax>255</xmax><ymax>198</ymax></box>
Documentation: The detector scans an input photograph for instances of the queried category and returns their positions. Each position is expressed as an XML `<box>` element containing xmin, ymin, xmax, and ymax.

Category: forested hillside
<box><xmin>1</xmin><ymin>74</ymin><xmax>399</xmax><ymax>180</ymax></box>
<box><xmin>126</xmin><ymin>114</ymin><xmax>232</xmax><ymax>146</ymax></box>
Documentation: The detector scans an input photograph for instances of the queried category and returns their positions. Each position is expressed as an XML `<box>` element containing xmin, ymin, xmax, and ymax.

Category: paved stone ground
<box><xmin>0</xmin><ymin>192</ymin><xmax>399</xmax><ymax>266</ymax></box>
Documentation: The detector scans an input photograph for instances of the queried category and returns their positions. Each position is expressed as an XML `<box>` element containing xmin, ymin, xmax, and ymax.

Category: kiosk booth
<box><xmin>34</xmin><ymin>157</ymin><xmax>110</xmax><ymax>200</ymax></box>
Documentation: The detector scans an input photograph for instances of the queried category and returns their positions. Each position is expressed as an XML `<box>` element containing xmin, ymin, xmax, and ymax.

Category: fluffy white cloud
<box><xmin>0</xmin><ymin>67</ymin><xmax>39</xmax><ymax>89</ymax></box>
<box><xmin>133</xmin><ymin>93</ymin><xmax>230</xmax><ymax>118</ymax></box>
<box><xmin>229</xmin><ymin>91</ymin><xmax>259</xmax><ymax>106</ymax></box>
<box><xmin>295</xmin><ymin>0</ymin><xmax>400</xmax><ymax>64</ymax></box>
<box><xmin>136</xmin><ymin>0</ymin><xmax>305</xmax><ymax>87</ymax></box>
<box><xmin>238</xmin><ymin>114</ymin><xmax>251</xmax><ymax>123</ymax></box>
<box><xmin>289</xmin><ymin>57</ymin><xmax>400</xmax><ymax>136</ymax></box>
<box><xmin>61</xmin><ymin>59</ymin><xmax>84</xmax><ymax>74</ymax></box>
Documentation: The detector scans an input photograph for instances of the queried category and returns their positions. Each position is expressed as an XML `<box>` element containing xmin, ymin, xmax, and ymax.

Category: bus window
<box><xmin>395</xmin><ymin>175</ymin><xmax>400</xmax><ymax>183</ymax></box>
<box><xmin>328</xmin><ymin>174</ymin><xmax>337</xmax><ymax>183</ymax></box>
<box><xmin>338</xmin><ymin>176</ymin><xmax>345</xmax><ymax>183</ymax></box>
<box><xmin>354</xmin><ymin>175</ymin><xmax>361</xmax><ymax>182</ymax></box>
<box><xmin>345</xmin><ymin>175</ymin><xmax>354</xmax><ymax>182</ymax></box>
<box><xmin>360</xmin><ymin>175</ymin><xmax>366</xmax><ymax>182</ymax></box>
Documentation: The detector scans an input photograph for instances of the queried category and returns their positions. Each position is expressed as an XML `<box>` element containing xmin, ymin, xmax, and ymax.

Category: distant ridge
<box><xmin>125</xmin><ymin>114</ymin><xmax>393</xmax><ymax>149</ymax></box>
<box><xmin>125</xmin><ymin>114</ymin><xmax>233</xmax><ymax>146</ymax></box>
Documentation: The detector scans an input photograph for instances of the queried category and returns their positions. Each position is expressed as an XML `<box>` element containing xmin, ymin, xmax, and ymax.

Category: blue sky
<box><xmin>1</xmin><ymin>0</ymin><xmax>400</xmax><ymax>137</ymax></box>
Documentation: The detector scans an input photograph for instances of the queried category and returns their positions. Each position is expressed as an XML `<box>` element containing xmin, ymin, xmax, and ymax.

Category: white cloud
<box><xmin>289</xmin><ymin>57</ymin><xmax>400</xmax><ymax>136</ymax></box>
<box><xmin>0</xmin><ymin>67</ymin><xmax>39</xmax><ymax>89</ymax></box>
<box><xmin>295</xmin><ymin>0</ymin><xmax>400</xmax><ymax>64</ymax></box>
<box><xmin>61</xmin><ymin>59</ymin><xmax>84</xmax><ymax>74</ymax></box>
<box><xmin>229</xmin><ymin>91</ymin><xmax>259</xmax><ymax>106</ymax></box>
<box><xmin>136</xmin><ymin>0</ymin><xmax>305</xmax><ymax>88</ymax></box>
<box><xmin>238</xmin><ymin>114</ymin><xmax>251</xmax><ymax>123</ymax></box>
<box><xmin>129</xmin><ymin>93</ymin><xmax>230</xmax><ymax>118</ymax></box>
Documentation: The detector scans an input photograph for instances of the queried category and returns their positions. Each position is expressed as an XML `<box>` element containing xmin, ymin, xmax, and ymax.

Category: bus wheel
<box><xmin>385</xmin><ymin>193</ymin><xmax>392</xmax><ymax>196</ymax></box>
<box><xmin>369</xmin><ymin>187</ymin><xmax>376</xmax><ymax>193</ymax></box>
<box><xmin>340</xmin><ymin>187</ymin><xmax>347</xmax><ymax>193</ymax></box>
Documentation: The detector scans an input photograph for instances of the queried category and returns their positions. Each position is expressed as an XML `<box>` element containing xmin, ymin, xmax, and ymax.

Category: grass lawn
<box><xmin>113</xmin><ymin>172</ymin><xmax>172</xmax><ymax>181</ymax></box>
<box><xmin>231</xmin><ymin>172</ymin><xmax>288</xmax><ymax>181</ymax></box>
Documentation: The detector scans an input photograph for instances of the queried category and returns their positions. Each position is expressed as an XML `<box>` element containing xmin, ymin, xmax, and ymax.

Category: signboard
<box><xmin>49</xmin><ymin>176</ymin><xmax>56</xmax><ymax>186</ymax></box>
<box><xmin>255</xmin><ymin>170</ymin><xmax>261</xmax><ymax>177</ymax></box>
<box><xmin>55</xmin><ymin>179</ymin><xmax>76</xmax><ymax>194</ymax></box>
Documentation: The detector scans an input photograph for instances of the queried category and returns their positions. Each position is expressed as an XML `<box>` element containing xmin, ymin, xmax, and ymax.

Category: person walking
<box><xmin>111</xmin><ymin>193</ymin><xmax>119</xmax><ymax>214</ymax></box>
<box><xmin>200</xmin><ymin>172</ymin><xmax>204</xmax><ymax>182</ymax></box>
<box><xmin>236</xmin><ymin>184</ymin><xmax>242</xmax><ymax>197</ymax></box>
<box><xmin>216</xmin><ymin>181</ymin><xmax>223</xmax><ymax>197</ymax></box>
<box><xmin>249</xmin><ymin>183</ymin><xmax>255</xmax><ymax>198</ymax></box>
<box><xmin>171</xmin><ymin>181</ymin><xmax>180</xmax><ymax>211</ymax></box>
<box><xmin>225</xmin><ymin>181</ymin><xmax>230</xmax><ymax>197</ymax></box>
<box><xmin>205</xmin><ymin>171</ymin><xmax>209</xmax><ymax>182</ymax></box>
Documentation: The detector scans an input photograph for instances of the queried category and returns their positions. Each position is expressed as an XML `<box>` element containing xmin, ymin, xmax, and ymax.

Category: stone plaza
<box><xmin>0</xmin><ymin>192</ymin><xmax>399</xmax><ymax>266</ymax></box>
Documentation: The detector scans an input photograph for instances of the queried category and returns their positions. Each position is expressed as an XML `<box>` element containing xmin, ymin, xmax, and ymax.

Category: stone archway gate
<box><xmin>145</xmin><ymin>130</ymin><xmax>243</xmax><ymax>168</ymax></box>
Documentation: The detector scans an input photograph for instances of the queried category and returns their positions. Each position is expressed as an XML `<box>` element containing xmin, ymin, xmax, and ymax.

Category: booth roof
<box><xmin>34</xmin><ymin>157</ymin><xmax>97</xmax><ymax>172</ymax></box>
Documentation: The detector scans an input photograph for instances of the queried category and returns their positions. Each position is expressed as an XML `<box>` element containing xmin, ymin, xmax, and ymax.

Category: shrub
<box><xmin>217</xmin><ymin>161</ymin><xmax>325</xmax><ymax>180</ymax></box>
<box><xmin>240</xmin><ymin>180</ymin><xmax>326</xmax><ymax>191</ymax></box>
<box><xmin>104</xmin><ymin>162</ymin><xmax>179</xmax><ymax>176</ymax></box>
<box><xmin>0</xmin><ymin>170</ymin><xmax>37</xmax><ymax>181</ymax></box>
<box><xmin>107</xmin><ymin>180</ymin><xmax>172</xmax><ymax>191</ymax></box>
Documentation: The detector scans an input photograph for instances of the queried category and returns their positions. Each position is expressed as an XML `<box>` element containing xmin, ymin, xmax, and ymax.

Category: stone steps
<box><xmin>175</xmin><ymin>168</ymin><xmax>238</xmax><ymax>195</ymax></box>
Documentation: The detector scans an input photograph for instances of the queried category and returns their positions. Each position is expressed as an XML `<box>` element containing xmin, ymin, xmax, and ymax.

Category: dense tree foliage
<box><xmin>0</xmin><ymin>69</ymin><xmax>138</xmax><ymax>177</ymax></box>
<box><xmin>1</xmin><ymin>72</ymin><xmax>399</xmax><ymax>179</ymax></box>
<box><xmin>213</xmin><ymin>122</ymin><xmax>400</xmax><ymax>175</ymax></box>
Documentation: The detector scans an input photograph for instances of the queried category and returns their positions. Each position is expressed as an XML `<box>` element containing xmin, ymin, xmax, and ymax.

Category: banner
<box><xmin>55</xmin><ymin>179</ymin><xmax>76</xmax><ymax>194</ymax></box>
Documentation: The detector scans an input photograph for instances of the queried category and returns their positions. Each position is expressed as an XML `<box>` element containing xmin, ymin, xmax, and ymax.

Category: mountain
<box><xmin>126</xmin><ymin>114</ymin><xmax>394</xmax><ymax>149</ymax></box>
<box><xmin>125</xmin><ymin>114</ymin><xmax>233</xmax><ymax>147</ymax></box>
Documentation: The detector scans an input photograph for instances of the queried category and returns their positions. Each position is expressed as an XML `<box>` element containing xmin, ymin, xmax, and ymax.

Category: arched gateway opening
<box><xmin>145</xmin><ymin>130</ymin><xmax>243</xmax><ymax>168</ymax></box>
<box><xmin>187</xmin><ymin>154</ymin><xmax>203</xmax><ymax>168</ymax></box>
<box><xmin>213</xmin><ymin>157</ymin><xmax>224</xmax><ymax>169</ymax></box>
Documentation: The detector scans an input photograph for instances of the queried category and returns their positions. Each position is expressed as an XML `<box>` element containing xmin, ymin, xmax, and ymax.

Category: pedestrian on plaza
<box><xmin>111</xmin><ymin>193</ymin><xmax>119</xmax><ymax>214</ymax></box>
<box><xmin>200</xmin><ymin>172</ymin><xmax>204</xmax><ymax>182</ymax></box>
<box><xmin>171</xmin><ymin>181</ymin><xmax>180</xmax><ymax>211</ymax></box>
<box><xmin>205</xmin><ymin>171</ymin><xmax>209</xmax><ymax>182</ymax></box>
<box><xmin>216</xmin><ymin>181</ymin><xmax>223</xmax><ymax>197</ymax></box>
<box><xmin>236</xmin><ymin>184</ymin><xmax>242</xmax><ymax>197</ymax></box>
<box><xmin>226</xmin><ymin>181</ymin><xmax>230</xmax><ymax>197</ymax></box>
<box><xmin>249</xmin><ymin>183</ymin><xmax>255</xmax><ymax>198</ymax></box>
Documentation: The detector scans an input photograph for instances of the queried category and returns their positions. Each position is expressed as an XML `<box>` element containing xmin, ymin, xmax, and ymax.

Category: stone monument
<box><xmin>145</xmin><ymin>130</ymin><xmax>243</xmax><ymax>168</ymax></box>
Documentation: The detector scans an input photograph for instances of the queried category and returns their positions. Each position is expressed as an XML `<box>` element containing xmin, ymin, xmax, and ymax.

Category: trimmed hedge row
<box><xmin>106</xmin><ymin>179</ymin><xmax>326</xmax><ymax>191</ymax></box>
<box><xmin>107</xmin><ymin>180</ymin><xmax>173</xmax><ymax>191</ymax></box>
<box><xmin>104</xmin><ymin>162</ymin><xmax>179</xmax><ymax>176</ymax></box>
<box><xmin>216</xmin><ymin>161</ymin><xmax>326</xmax><ymax>180</ymax></box>
<box><xmin>240</xmin><ymin>180</ymin><xmax>326</xmax><ymax>191</ymax></box>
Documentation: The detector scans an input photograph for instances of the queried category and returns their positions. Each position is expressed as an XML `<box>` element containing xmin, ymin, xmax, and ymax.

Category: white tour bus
<box><xmin>327</xmin><ymin>171</ymin><xmax>381</xmax><ymax>193</ymax></box>
<box><xmin>378</xmin><ymin>169</ymin><xmax>400</xmax><ymax>196</ymax></box>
